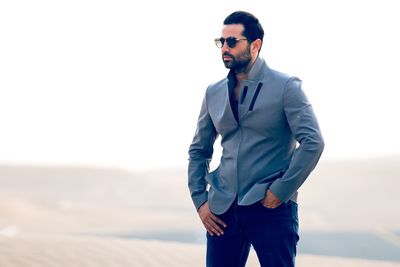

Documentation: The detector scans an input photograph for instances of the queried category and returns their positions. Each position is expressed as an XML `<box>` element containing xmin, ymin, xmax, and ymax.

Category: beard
<box><xmin>222</xmin><ymin>45</ymin><xmax>252</xmax><ymax>73</ymax></box>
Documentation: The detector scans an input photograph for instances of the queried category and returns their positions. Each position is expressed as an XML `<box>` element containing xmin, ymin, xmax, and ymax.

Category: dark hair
<box><xmin>224</xmin><ymin>11</ymin><xmax>264</xmax><ymax>46</ymax></box>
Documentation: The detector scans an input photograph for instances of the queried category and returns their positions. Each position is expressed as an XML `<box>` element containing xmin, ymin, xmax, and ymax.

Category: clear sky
<box><xmin>1</xmin><ymin>0</ymin><xmax>399</xmax><ymax>170</ymax></box>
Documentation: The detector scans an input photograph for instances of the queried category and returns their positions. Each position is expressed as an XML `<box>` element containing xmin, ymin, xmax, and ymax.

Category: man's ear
<box><xmin>251</xmin><ymin>39</ymin><xmax>262</xmax><ymax>54</ymax></box>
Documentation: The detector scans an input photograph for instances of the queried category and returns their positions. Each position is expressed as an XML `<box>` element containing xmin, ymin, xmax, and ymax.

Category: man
<box><xmin>188</xmin><ymin>11</ymin><xmax>324</xmax><ymax>267</ymax></box>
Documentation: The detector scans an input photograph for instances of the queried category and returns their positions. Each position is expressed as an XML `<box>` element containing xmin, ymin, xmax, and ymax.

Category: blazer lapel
<box><xmin>223</xmin><ymin>57</ymin><xmax>270</xmax><ymax>123</ymax></box>
<box><xmin>224</xmin><ymin>82</ymin><xmax>239</xmax><ymax>126</ymax></box>
<box><xmin>238</xmin><ymin>57</ymin><xmax>268</xmax><ymax>121</ymax></box>
<box><xmin>238</xmin><ymin>80</ymin><xmax>257</xmax><ymax>121</ymax></box>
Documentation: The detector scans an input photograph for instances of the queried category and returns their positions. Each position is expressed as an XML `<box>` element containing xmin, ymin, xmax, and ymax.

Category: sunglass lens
<box><xmin>215</xmin><ymin>38</ymin><xmax>223</xmax><ymax>48</ymax></box>
<box><xmin>226</xmin><ymin>37</ymin><xmax>237</xmax><ymax>48</ymax></box>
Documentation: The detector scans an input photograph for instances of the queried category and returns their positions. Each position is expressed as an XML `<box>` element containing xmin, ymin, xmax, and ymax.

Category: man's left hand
<box><xmin>261</xmin><ymin>189</ymin><xmax>282</xmax><ymax>209</ymax></box>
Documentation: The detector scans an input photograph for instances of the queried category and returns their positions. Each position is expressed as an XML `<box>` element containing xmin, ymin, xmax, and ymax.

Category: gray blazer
<box><xmin>188</xmin><ymin>57</ymin><xmax>324</xmax><ymax>215</ymax></box>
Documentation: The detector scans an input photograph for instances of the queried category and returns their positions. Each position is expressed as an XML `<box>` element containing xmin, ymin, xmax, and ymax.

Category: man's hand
<box><xmin>261</xmin><ymin>189</ymin><xmax>282</xmax><ymax>209</ymax></box>
<box><xmin>198</xmin><ymin>202</ymin><xmax>227</xmax><ymax>236</ymax></box>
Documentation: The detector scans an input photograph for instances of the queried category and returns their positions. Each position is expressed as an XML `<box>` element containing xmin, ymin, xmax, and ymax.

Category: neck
<box><xmin>234</xmin><ymin>56</ymin><xmax>257</xmax><ymax>83</ymax></box>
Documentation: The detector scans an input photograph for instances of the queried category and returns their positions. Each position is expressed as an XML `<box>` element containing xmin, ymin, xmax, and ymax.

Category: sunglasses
<box><xmin>214</xmin><ymin>37</ymin><xmax>248</xmax><ymax>48</ymax></box>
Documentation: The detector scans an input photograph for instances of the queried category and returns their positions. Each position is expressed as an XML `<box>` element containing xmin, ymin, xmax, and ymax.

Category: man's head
<box><xmin>216</xmin><ymin>11</ymin><xmax>264</xmax><ymax>72</ymax></box>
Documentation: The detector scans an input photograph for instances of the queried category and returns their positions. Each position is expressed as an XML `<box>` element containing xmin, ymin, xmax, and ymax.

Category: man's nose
<box><xmin>221</xmin><ymin>42</ymin><xmax>230</xmax><ymax>53</ymax></box>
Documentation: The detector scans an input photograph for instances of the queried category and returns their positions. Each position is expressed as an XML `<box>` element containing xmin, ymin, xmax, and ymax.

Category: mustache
<box><xmin>222</xmin><ymin>52</ymin><xmax>233</xmax><ymax>58</ymax></box>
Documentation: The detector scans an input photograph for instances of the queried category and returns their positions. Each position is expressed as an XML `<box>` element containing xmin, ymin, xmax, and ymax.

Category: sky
<box><xmin>1</xmin><ymin>0</ymin><xmax>399</xmax><ymax>171</ymax></box>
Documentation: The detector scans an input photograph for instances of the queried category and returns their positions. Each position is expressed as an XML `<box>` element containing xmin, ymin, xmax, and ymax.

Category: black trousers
<box><xmin>206</xmin><ymin>200</ymin><xmax>299</xmax><ymax>267</ymax></box>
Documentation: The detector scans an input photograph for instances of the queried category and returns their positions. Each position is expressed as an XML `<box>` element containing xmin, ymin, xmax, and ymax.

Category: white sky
<box><xmin>1</xmin><ymin>0</ymin><xmax>399</xmax><ymax>170</ymax></box>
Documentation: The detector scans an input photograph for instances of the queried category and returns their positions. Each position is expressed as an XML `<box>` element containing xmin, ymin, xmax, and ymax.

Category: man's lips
<box><xmin>223</xmin><ymin>56</ymin><xmax>232</xmax><ymax>61</ymax></box>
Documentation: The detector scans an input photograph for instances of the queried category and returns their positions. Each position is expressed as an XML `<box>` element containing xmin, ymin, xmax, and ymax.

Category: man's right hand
<box><xmin>198</xmin><ymin>202</ymin><xmax>227</xmax><ymax>236</ymax></box>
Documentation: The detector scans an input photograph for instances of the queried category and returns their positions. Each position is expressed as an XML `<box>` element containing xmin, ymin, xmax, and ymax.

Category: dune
<box><xmin>1</xmin><ymin>235</ymin><xmax>400</xmax><ymax>267</ymax></box>
<box><xmin>300</xmin><ymin>156</ymin><xmax>400</xmax><ymax>231</ymax></box>
<box><xmin>0</xmin><ymin>157</ymin><xmax>399</xmax><ymax>266</ymax></box>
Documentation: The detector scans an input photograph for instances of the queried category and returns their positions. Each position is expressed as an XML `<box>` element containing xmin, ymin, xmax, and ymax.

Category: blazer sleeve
<box><xmin>269</xmin><ymin>77</ymin><xmax>325</xmax><ymax>202</ymax></box>
<box><xmin>188</xmin><ymin>90</ymin><xmax>218</xmax><ymax>210</ymax></box>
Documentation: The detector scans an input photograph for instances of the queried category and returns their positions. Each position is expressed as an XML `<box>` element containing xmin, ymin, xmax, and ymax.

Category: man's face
<box><xmin>220</xmin><ymin>24</ymin><xmax>251</xmax><ymax>72</ymax></box>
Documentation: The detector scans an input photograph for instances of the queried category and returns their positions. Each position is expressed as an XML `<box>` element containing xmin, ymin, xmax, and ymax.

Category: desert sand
<box><xmin>0</xmin><ymin>156</ymin><xmax>399</xmax><ymax>266</ymax></box>
<box><xmin>1</xmin><ymin>235</ymin><xmax>400</xmax><ymax>267</ymax></box>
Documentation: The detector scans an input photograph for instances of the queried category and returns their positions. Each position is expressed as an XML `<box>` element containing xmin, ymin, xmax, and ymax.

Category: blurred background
<box><xmin>0</xmin><ymin>0</ymin><xmax>399</xmax><ymax>266</ymax></box>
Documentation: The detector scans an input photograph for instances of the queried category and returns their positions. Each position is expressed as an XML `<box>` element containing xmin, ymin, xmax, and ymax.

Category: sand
<box><xmin>1</xmin><ymin>235</ymin><xmax>400</xmax><ymax>267</ymax></box>
<box><xmin>0</xmin><ymin>157</ymin><xmax>399</xmax><ymax>266</ymax></box>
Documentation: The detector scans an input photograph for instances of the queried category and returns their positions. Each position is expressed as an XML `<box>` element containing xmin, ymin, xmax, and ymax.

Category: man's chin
<box><xmin>223</xmin><ymin>61</ymin><xmax>233</xmax><ymax>69</ymax></box>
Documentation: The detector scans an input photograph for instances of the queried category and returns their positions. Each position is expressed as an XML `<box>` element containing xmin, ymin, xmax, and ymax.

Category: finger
<box><xmin>206</xmin><ymin>228</ymin><xmax>214</xmax><ymax>236</ymax></box>
<box><xmin>202</xmin><ymin>218</ymin><xmax>221</xmax><ymax>236</ymax></box>
<box><xmin>263</xmin><ymin>201</ymin><xmax>275</xmax><ymax>209</ymax></box>
<box><xmin>204</xmin><ymin>219</ymin><xmax>223</xmax><ymax>236</ymax></box>
<box><xmin>210</xmin><ymin>214</ymin><xmax>227</xmax><ymax>228</ymax></box>
<box><xmin>206</xmin><ymin>219</ymin><xmax>224</xmax><ymax>235</ymax></box>
<box><xmin>203</xmin><ymin>221</ymin><xmax>217</xmax><ymax>236</ymax></box>
<box><xmin>202</xmin><ymin>221</ymin><xmax>214</xmax><ymax>236</ymax></box>
<box><xmin>263</xmin><ymin>202</ymin><xmax>281</xmax><ymax>209</ymax></box>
